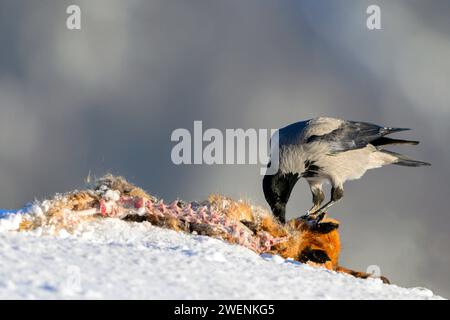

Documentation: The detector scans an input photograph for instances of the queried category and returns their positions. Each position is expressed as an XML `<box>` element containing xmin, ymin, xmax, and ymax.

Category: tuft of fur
<box><xmin>96</xmin><ymin>174</ymin><xmax>155</xmax><ymax>199</ymax></box>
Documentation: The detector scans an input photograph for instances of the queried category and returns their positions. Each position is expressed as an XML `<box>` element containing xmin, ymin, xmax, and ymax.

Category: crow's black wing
<box><xmin>306</xmin><ymin>121</ymin><xmax>410</xmax><ymax>153</ymax></box>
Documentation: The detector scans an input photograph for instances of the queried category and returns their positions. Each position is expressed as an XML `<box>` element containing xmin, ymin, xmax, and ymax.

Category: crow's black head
<box><xmin>262</xmin><ymin>166</ymin><xmax>299</xmax><ymax>223</ymax></box>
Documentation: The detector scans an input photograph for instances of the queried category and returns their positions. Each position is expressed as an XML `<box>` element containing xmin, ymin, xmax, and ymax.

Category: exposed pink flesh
<box><xmin>63</xmin><ymin>192</ymin><xmax>288</xmax><ymax>253</ymax></box>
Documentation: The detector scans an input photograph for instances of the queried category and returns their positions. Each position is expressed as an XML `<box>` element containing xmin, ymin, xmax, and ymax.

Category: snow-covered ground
<box><xmin>0</xmin><ymin>212</ymin><xmax>444</xmax><ymax>300</ymax></box>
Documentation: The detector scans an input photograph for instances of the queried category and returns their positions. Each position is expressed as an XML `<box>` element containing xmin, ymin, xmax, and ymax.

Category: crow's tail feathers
<box><xmin>376</xmin><ymin>127</ymin><xmax>430</xmax><ymax>166</ymax></box>
<box><xmin>383</xmin><ymin>150</ymin><xmax>431</xmax><ymax>167</ymax></box>
<box><xmin>372</xmin><ymin>137</ymin><xmax>419</xmax><ymax>148</ymax></box>
<box><xmin>381</xmin><ymin>127</ymin><xmax>411</xmax><ymax>135</ymax></box>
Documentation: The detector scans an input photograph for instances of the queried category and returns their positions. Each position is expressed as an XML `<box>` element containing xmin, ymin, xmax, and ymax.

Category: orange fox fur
<box><xmin>207</xmin><ymin>195</ymin><xmax>388</xmax><ymax>282</ymax></box>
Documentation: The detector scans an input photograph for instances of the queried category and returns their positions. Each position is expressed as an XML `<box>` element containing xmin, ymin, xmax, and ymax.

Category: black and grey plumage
<box><xmin>263</xmin><ymin>117</ymin><xmax>430</xmax><ymax>223</ymax></box>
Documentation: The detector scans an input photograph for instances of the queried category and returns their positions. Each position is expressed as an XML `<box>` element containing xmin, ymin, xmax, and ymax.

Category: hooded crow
<box><xmin>263</xmin><ymin>117</ymin><xmax>430</xmax><ymax>223</ymax></box>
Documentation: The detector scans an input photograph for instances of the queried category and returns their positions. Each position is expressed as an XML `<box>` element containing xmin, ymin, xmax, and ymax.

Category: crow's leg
<box><xmin>309</xmin><ymin>185</ymin><xmax>344</xmax><ymax>221</ymax></box>
<box><xmin>306</xmin><ymin>180</ymin><xmax>325</xmax><ymax>215</ymax></box>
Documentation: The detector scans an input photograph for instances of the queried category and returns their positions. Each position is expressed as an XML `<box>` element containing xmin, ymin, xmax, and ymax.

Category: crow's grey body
<box><xmin>263</xmin><ymin>117</ymin><xmax>430</xmax><ymax>223</ymax></box>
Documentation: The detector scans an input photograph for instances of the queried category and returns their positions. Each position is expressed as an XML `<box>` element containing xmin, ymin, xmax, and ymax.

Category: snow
<box><xmin>0</xmin><ymin>212</ymin><xmax>444</xmax><ymax>299</ymax></box>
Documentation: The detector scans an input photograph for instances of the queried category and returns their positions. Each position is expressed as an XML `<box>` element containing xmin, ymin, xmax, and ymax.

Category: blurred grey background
<box><xmin>0</xmin><ymin>0</ymin><xmax>449</xmax><ymax>297</ymax></box>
